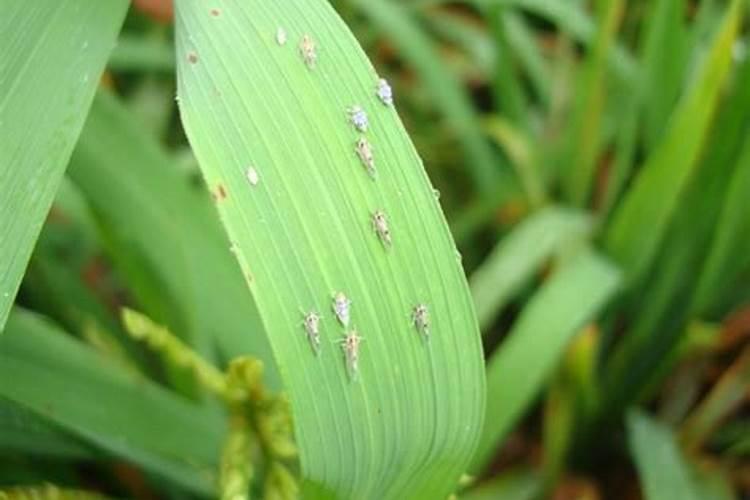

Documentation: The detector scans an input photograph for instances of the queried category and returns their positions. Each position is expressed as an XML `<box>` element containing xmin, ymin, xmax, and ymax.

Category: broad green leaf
<box><xmin>627</xmin><ymin>410</ymin><xmax>701</xmax><ymax>500</ymax></box>
<box><xmin>0</xmin><ymin>308</ymin><xmax>223</xmax><ymax>495</ymax></box>
<box><xmin>604</xmin><ymin>0</ymin><xmax>743</xmax><ymax>286</ymax></box>
<box><xmin>350</xmin><ymin>0</ymin><xmax>518</xmax><ymax>202</ymax></box>
<box><xmin>0</xmin><ymin>0</ymin><xmax>128</xmax><ymax>331</ymax></box>
<box><xmin>472</xmin><ymin>250</ymin><xmax>620</xmax><ymax>470</ymax></box>
<box><xmin>469</xmin><ymin>207</ymin><xmax>591</xmax><ymax>330</ymax></box>
<box><xmin>175</xmin><ymin>1</ymin><xmax>485</xmax><ymax>498</ymax></box>
<box><xmin>68</xmin><ymin>91</ymin><xmax>278</xmax><ymax>383</ymax></box>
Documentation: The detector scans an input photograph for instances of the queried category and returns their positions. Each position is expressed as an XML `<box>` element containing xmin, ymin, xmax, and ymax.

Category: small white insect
<box><xmin>338</xmin><ymin>329</ymin><xmax>364</xmax><ymax>380</ymax></box>
<box><xmin>301</xmin><ymin>310</ymin><xmax>322</xmax><ymax>355</ymax></box>
<box><xmin>355</xmin><ymin>138</ymin><xmax>375</xmax><ymax>177</ymax></box>
<box><xmin>276</xmin><ymin>27</ymin><xmax>287</xmax><ymax>46</ymax></box>
<box><xmin>371</xmin><ymin>210</ymin><xmax>392</xmax><ymax>248</ymax></box>
<box><xmin>299</xmin><ymin>34</ymin><xmax>316</xmax><ymax>69</ymax></box>
<box><xmin>347</xmin><ymin>105</ymin><xmax>369</xmax><ymax>132</ymax></box>
<box><xmin>412</xmin><ymin>304</ymin><xmax>430</xmax><ymax>340</ymax></box>
<box><xmin>376</xmin><ymin>78</ymin><xmax>393</xmax><ymax>106</ymax></box>
<box><xmin>332</xmin><ymin>292</ymin><xmax>352</xmax><ymax>326</ymax></box>
<box><xmin>245</xmin><ymin>166</ymin><xmax>259</xmax><ymax>186</ymax></box>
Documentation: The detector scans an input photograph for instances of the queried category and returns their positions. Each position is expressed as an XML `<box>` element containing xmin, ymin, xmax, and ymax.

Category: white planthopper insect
<box><xmin>376</xmin><ymin>78</ymin><xmax>393</xmax><ymax>106</ymax></box>
<box><xmin>245</xmin><ymin>166</ymin><xmax>259</xmax><ymax>186</ymax></box>
<box><xmin>338</xmin><ymin>329</ymin><xmax>364</xmax><ymax>380</ymax></box>
<box><xmin>412</xmin><ymin>304</ymin><xmax>430</xmax><ymax>340</ymax></box>
<box><xmin>332</xmin><ymin>292</ymin><xmax>352</xmax><ymax>326</ymax></box>
<box><xmin>301</xmin><ymin>310</ymin><xmax>322</xmax><ymax>355</ymax></box>
<box><xmin>355</xmin><ymin>138</ymin><xmax>375</xmax><ymax>178</ymax></box>
<box><xmin>299</xmin><ymin>34</ymin><xmax>316</xmax><ymax>68</ymax></box>
<box><xmin>347</xmin><ymin>105</ymin><xmax>369</xmax><ymax>132</ymax></box>
<box><xmin>276</xmin><ymin>27</ymin><xmax>287</xmax><ymax>46</ymax></box>
<box><xmin>371</xmin><ymin>210</ymin><xmax>392</xmax><ymax>248</ymax></box>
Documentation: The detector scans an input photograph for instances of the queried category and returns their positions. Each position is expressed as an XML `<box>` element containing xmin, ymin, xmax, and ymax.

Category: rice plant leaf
<box><xmin>470</xmin><ymin>207</ymin><xmax>591</xmax><ymax>331</ymax></box>
<box><xmin>472</xmin><ymin>250</ymin><xmax>620</xmax><ymax>470</ymax></box>
<box><xmin>0</xmin><ymin>308</ymin><xmax>224</xmax><ymax>494</ymax></box>
<box><xmin>627</xmin><ymin>410</ymin><xmax>702</xmax><ymax>500</ymax></box>
<box><xmin>604</xmin><ymin>0</ymin><xmax>743</xmax><ymax>286</ymax></box>
<box><xmin>562</xmin><ymin>0</ymin><xmax>624</xmax><ymax>206</ymax></box>
<box><xmin>639</xmin><ymin>0</ymin><xmax>689</xmax><ymax>150</ymax></box>
<box><xmin>68</xmin><ymin>91</ymin><xmax>278</xmax><ymax>382</ymax></box>
<box><xmin>174</xmin><ymin>1</ymin><xmax>485</xmax><ymax>498</ymax></box>
<box><xmin>693</xmin><ymin>129</ymin><xmax>750</xmax><ymax>315</ymax></box>
<box><xmin>0</xmin><ymin>0</ymin><xmax>127</xmax><ymax>332</ymax></box>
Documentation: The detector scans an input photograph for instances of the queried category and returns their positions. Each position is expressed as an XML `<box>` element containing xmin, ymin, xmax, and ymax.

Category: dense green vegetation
<box><xmin>1</xmin><ymin>0</ymin><xmax>748</xmax><ymax>498</ymax></box>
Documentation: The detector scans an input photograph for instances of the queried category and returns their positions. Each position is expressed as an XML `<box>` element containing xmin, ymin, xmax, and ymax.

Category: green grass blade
<box><xmin>469</xmin><ymin>207</ymin><xmax>591</xmax><ymax>331</ymax></box>
<box><xmin>108</xmin><ymin>35</ymin><xmax>176</xmax><ymax>73</ymax></box>
<box><xmin>681</xmin><ymin>346</ymin><xmax>750</xmax><ymax>451</ymax></box>
<box><xmin>639</xmin><ymin>0</ymin><xmax>689</xmax><ymax>150</ymax></box>
<box><xmin>562</xmin><ymin>0</ymin><xmax>623</xmax><ymax>206</ymax></box>
<box><xmin>0</xmin><ymin>399</ymin><xmax>93</xmax><ymax>460</ymax></box>
<box><xmin>502</xmin><ymin>11</ymin><xmax>551</xmax><ymax>108</ymax></box>
<box><xmin>693</xmin><ymin>129</ymin><xmax>750</xmax><ymax>315</ymax></box>
<box><xmin>350</xmin><ymin>0</ymin><xmax>518</xmax><ymax>201</ymax></box>
<box><xmin>0</xmin><ymin>0</ymin><xmax>128</xmax><ymax>331</ymax></box>
<box><xmin>174</xmin><ymin>1</ymin><xmax>485</xmax><ymax>498</ymax></box>
<box><xmin>477</xmin><ymin>0</ymin><xmax>637</xmax><ymax>88</ymax></box>
<box><xmin>604</xmin><ymin>0</ymin><xmax>743</xmax><ymax>286</ymax></box>
<box><xmin>472</xmin><ymin>250</ymin><xmax>621</xmax><ymax>470</ymax></box>
<box><xmin>68</xmin><ymin>91</ymin><xmax>278</xmax><ymax>381</ymax></box>
<box><xmin>485</xmin><ymin>5</ymin><xmax>530</xmax><ymax>131</ymax></box>
<box><xmin>627</xmin><ymin>410</ymin><xmax>701</xmax><ymax>500</ymax></box>
<box><xmin>0</xmin><ymin>308</ymin><xmax>223</xmax><ymax>494</ymax></box>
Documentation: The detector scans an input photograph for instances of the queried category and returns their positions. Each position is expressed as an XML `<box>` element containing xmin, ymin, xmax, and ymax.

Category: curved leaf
<box><xmin>174</xmin><ymin>1</ymin><xmax>485</xmax><ymax>498</ymax></box>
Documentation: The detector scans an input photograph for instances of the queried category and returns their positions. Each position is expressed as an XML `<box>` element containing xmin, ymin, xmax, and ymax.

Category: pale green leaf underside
<box><xmin>175</xmin><ymin>1</ymin><xmax>485</xmax><ymax>498</ymax></box>
<box><xmin>0</xmin><ymin>0</ymin><xmax>128</xmax><ymax>331</ymax></box>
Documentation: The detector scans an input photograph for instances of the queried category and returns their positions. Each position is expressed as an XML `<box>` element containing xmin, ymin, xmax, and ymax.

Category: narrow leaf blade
<box><xmin>0</xmin><ymin>0</ymin><xmax>128</xmax><ymax>330</ymax></box>
<box><xmin>0</xmin><ymin>308</ymin><xmax>223</xmax><ymax>494</ymax></box>
<box><xmin>472</xmin><ymin>250</ymin><xmax>621</xmax><ymax>470</ymax></box>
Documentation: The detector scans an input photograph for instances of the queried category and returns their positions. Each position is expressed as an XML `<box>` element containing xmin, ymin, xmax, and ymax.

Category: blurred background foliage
<box><xmin>2</xmin><ymin>0</ymin><xmax>749</xmax><ymax>498</ymax></box>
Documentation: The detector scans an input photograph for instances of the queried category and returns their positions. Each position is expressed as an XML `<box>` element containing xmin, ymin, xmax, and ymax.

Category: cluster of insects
<box><xmin>265</xmin><ymin>28</ymin><xmax>431</xmax><ymax>381</ymax></box>
<box><xmin>300</xmin><ymin>293</ymin><xmax>430</xmax><ymax>381</ymax></box>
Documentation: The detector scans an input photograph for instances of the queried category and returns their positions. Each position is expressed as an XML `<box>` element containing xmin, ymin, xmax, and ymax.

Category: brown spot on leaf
<box><xmin>210</xmin><ymin>8</ymin><xmax>220</xmax><ymax>17</ymax></box>
<box><xmin>187</xmin><ymin>51</ymin><xmax>198</xmax><ymax>64</ymax></box>
<box><xmin>212</xmin><ymin>183</ymin><xmax>227</xmax><ymax>202</ymax></box>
